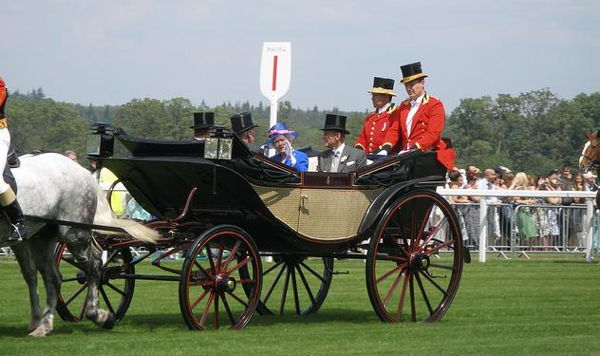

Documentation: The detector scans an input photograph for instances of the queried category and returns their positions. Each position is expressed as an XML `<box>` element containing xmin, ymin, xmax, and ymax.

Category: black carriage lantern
<box><xmin>204</xmin><ymin>125</ymin><xmax>234</xmax><ymax>160</ymax></box>
<box><xmin>86</xmin><ymin>122</ymin><xmax>115</xmax><ymax>158</ymax></box>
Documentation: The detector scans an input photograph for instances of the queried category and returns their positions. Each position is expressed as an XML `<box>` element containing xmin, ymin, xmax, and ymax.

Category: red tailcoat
<box><xmin>354</xmin><ymin>104</ymin><xmax>399</xmax><ymax>154</ymax></box>
<box><xmin>383</xmin><ymin>94</ymin><xmax>455</xmax><ymax>169</ymax></box>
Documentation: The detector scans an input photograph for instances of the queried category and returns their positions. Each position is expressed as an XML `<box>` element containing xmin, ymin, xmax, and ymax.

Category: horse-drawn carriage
<box><xmin>54</xmin><ymin>123</ymin><xmax>467</xmax><ymax>330</ymax></box>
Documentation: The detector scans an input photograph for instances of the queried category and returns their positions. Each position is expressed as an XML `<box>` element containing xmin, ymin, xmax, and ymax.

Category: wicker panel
<box><xmin>297</xmin><ymin>188</ymin><xmax>382</xmax><ymax>240</ymax></box>
<box><xmin>251</xmin><ymin>184</ymin><xmax>301</xmax><ymax>230</ymax></box>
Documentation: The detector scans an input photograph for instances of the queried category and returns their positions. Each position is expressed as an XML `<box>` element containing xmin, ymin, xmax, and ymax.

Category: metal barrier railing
<box><xmin>439</xmin><ymin>188</ymin><xmax>598</xmax><ymax>263</ymax></box>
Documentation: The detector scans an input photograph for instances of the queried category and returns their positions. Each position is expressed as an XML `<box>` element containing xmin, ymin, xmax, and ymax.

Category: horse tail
<box><xmin>93</xmin><ymin>190</ymin><xmax>160</xmax><ymax>243</ymax></box>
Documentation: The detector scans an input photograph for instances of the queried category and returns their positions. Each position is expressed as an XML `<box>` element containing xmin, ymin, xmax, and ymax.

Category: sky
<box><xmin>2</xmin><ymin>0</ymin><xmax>599</xmax><ymax>113</ymax></box>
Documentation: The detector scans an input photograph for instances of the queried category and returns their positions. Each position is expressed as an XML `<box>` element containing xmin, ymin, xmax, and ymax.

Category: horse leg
<box><xmin>63</xmin><ymin>227</ymin><xmax>115</xmax><ymax>329</ymax></box>
<box><xmin>29</xmin><ymin>235</ymin><xmax>60</xmax><ymax>337</ymax></box>
<box><xmin>12</xmin><ymin>242</ymin><xmax>44</xmax><ymax>335</ymax></box>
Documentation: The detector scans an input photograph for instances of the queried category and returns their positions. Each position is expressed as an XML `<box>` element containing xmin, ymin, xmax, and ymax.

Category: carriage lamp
<box><xmin>204</xmin><ymin>126</ymin><xmax>233</xmax><ymax>160</ymax></box>
<box><xmin>86</xmin><ymin>122</ymin><xmax>115</xmax><ymax>158</ymax></box>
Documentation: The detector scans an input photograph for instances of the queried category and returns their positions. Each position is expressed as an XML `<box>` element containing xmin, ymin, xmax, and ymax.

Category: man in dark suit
<box><xmin>317</xmin><ymin>114</ymin><xmax>367</xmax><ymax>173</ymax></box>
<box><xmin>191</xmin><ymin>112</ymin><xmax>216</xmax><ymax>140</ymax></box>
<box><xmin>230</xmin><ymin>112</ymin><xmax>258</xmax><ymax>145</ymax></box>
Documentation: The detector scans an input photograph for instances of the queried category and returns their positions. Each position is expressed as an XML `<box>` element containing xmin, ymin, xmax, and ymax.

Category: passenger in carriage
<box><xmin>267</xmin><ymin>122</ymin><xmax>308</xmax><ymax>172</ymax></box>
<box><xmin>191</xmin><ymin>112</ymin><xmax>216</xmax><ymax>141</ymax></box>
<box><xmin>230</xmin><ymin>112</ymin><xmax>258</xmax><ymax>146</ymax></box>
<box><xmin>0</xmin><ymin>76</ymin><xmax>27</xmax><ymax>243</ymax></box>
<box><xmin>381</xmin><ymin>62</ymin><xmax>454</xmax><ymax>170</ymax></box>
<box><xmin>354</xmin><ymin>77</ymin><xmax>399</xmax><ymax>155</ymax></box>
<box><xmin>317</xmin><ymin>114</ymin><xmax>367</xmax><ymax>173</ymax></box>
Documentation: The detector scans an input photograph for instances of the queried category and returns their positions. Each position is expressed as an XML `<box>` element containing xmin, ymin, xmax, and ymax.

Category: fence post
<box><xmin>479</xmin><ymin>199</ymin><xmax>488</xmax><ymax>263</ymax></box>
<box><xmin>585</xmin><ymin>199</ymin><xmax>594</xmax><ymax>262</ymax></box>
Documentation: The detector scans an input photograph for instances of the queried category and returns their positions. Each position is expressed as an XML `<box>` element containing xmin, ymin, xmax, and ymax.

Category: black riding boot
<box><xmin>3</xmin><ymin>198</ymin><xmax>27</xmax><ymax>243</ymax></box>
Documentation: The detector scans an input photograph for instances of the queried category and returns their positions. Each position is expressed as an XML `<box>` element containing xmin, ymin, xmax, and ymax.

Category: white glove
<box><xmin>285</xmin><ymin>140</ymin><xmax>297</xmax><ymax>166</ymax></box>
<box><xmin>376</xmin><ymin>150</ymin><xmax>388</xmax><ymax>156</ymax></box>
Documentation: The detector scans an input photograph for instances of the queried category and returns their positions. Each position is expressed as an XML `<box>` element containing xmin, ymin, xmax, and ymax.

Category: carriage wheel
<box><xmin>245</xmin><ymin>255</ymin><xmax>333</xmax><ymax>316</ymax></box>
<box><xmin>55</xmin><ymin>242</ymin><xmax>135</xmax><ymax>322</ymax></box>
<box><xmin>179</xmin><ymin>225</ymin><xmax>262</xmax><ymax>330</ymax></box>
<box><xmin>366</xmin><ymin>189</ymin><xmax>463</xmax><ymax>323</ymax></box>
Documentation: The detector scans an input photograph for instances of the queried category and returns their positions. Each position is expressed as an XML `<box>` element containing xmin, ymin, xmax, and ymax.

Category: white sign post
<box><xmin>260</xmin><ymin>42</ymin><xmax>291</xmax><ymax>130</ymax></box>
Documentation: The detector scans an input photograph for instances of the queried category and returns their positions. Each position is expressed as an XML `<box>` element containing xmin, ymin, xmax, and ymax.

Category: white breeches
<box><xmin>0</xmin><ymin>128</ymin><xmax>10</xmax><ymax>194</ymax></box>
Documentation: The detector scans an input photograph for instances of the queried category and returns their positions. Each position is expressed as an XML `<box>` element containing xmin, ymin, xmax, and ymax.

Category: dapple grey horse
<box><xmin>0</xmin><ymin>153</ymin><xmax>158</xmax><ymax>337</ymax></box>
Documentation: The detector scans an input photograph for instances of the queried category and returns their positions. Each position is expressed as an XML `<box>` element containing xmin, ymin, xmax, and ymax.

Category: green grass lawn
<box><xmin>0</xmin><ymin>254</ymin><xmax>599</xmax><ymax>356</ymax></box>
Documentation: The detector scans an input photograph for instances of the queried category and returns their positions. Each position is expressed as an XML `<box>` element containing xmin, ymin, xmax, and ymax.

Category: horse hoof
<box><xmin>102</xmin><ymin>314</ymin><xmax>116</xmax><ymax>330</ymax></box>
<box><xmin>27</xmin><ymin>328</ymin><xmax>48</xmax><ymax>337</ymax></box>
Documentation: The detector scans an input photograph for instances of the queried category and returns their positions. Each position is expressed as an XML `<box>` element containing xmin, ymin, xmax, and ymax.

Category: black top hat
<box><xmin>400</xmin><ymin>62</ymin><xmax>428</xmax><ymax>83</ymax></box>
<box><xmin>368</xmin><ymin>77</ymin><xmax>396</xmax><ymax>96</ymax></box>
<box><xmin>320</xmin><ymin>114</ymin><xmax>350</xmax><ymax>134</ymax></box>
<box><xmin>190</xmin><ymin>112</ymin><xmax>215</xmax><ymax>129</ymax></box>
<box><xmin>230</xmin><ymin>112</ymin><xmax>258</xmax><ymax>135</ymax></box>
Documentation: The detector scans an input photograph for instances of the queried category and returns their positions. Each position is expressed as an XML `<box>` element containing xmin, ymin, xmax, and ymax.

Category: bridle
<box><xmin>581</xmin><ymin>139</ymin><xmax>600</xmax><ymax>172</ymax></box>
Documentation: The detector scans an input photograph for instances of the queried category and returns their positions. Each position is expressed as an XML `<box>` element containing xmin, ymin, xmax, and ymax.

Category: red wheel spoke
<box><xmin>188</xmin><ymin>280</ymin><xmax>214</xmax><ymax>287</ymax></box>
<box><xmin>412</xmin><ymin>202</ymin><xmax>434</xmax><ymax>250</ymax></box>
<box><xmin>190</xmin><ymin>289</ymin><xmax>211</xmax><ymax>309</ymax></box>
<box><xmin>206</xmin><ymin>246</ymin><xmax>216</xmax><ymax>272</ymax></box>
<box><xmin>419</xmin><ymin>271</ymin><xmax>448</xmax><ymax>296</ymax></box>
<box><xmin>221</xmin><ymin>241</ymin><xmax>241</xmax><ymax>272</ymax></box>
<box><xmin>295</xmin><ymin>264</ymin><xmax>316</xmax><ymax>306</ymax></box>
<box><xmin>395</xmin><ymin>272</ymin><xmax>410</xmax><ymax>321</ymax></box>
<box><xmin>226</xmin><ymin>256</ymin><xmax>250</xmax><ymax>275</ymax></box>
<box><xmin>426</xmin><ymin>239</ymin><xmax>455</xmax><ymax>255</ymax></box>
<box><xmin>414</xmin><ymin>272</ymin><xmax>434</xmax><ymax>315</ymax></box>
<box><xmin>263</xmin><ymin>264</ymin><xmax>287</xmax><ymax>305</ymax></box>
<box><xmin>279</xmin><ymin>266</ymin><xmax>292</xmax><ymax>315</ymax></box>
<box><xmin>99</xmin><ymin>285</ymin><xmax>116</xmax><ymax>315</ymax></box>
<box><xmin>194</xmin><ymin>261</ymin><xmax>212</xmax><ymax>280</ymax></box>
<box><xmin>102</xmin><ymin>250</ymin><xmax>120</xmax><ymax>268</ymax></box>
<box><xmin>417</xmin><ymin>216</ymin><xmax>447</xmax><ymax>253</ymax></box>
<box><xmin>197</xmin><ymin>292</ymin><xmax>215</xmax><ymax>328</ymax></box>
<box><xmin>216</xmin><ymin>244</ymin><xmax>225</xmax><ymax>269</ymax></box>
<box><xmin>382</xmin><ymin>268</ymin><xmax>404</xmax><ymax>307</ymax></box>
<box><xmin>65</xmin><ymin>282</ymin><xmax>88</xmax><ymax>306</ymax></box>
<box><xmin>376</xmin><ymin>262</ymin><xmax>407</xmax><ymax>284</ymax></box>
<box><xmin>213</xmin><ymin>291</ymin><xmax>220</xmax><ymax>329</ymax></box>
<box><xmin>299</xmin><ymin>261</ymin><xmax>326</xmax><ymax>283</ymax></box>
<box><xmin>220</xmin><ymin>293</ymin><xmax>236</xmax><ymax>325</ymax></box>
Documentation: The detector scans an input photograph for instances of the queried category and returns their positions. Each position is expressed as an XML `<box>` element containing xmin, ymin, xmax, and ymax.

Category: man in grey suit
<box><xmin>317</xmin><ymin>114</ymin><xmax>367</xmax><ymax>173</ymax></box>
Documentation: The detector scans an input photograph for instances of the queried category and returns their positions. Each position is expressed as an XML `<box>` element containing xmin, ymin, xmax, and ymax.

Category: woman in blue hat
<box><xmin>267</xmin><ymin>122</ymin><xmax>308</xmax><ymax>172</ymax></box>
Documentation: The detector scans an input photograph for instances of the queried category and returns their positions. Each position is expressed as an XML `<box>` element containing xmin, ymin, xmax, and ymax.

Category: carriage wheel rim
<box><xmin>367</xmin><ymin>192</ymin><xmax>463</xmax><ymax>323</ymax></box>
<box><xmin>182</xmin><ymin>228</ymin><xmax>261</xmax><ymax>330</ymax></box>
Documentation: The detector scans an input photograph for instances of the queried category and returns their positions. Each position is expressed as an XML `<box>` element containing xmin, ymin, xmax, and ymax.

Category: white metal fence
<box><xmin>437</xmin><ymin>188</ymin><xmax>598</xmax><ymax>263</ymax></box>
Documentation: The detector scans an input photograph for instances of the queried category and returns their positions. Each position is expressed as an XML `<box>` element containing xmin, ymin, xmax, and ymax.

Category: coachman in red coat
<box><xmin>354</xmin><ymin>77</ymin><xmax>400</xmax><ymax>154</ymax></box>
<box><xmin>380</xmin><ymin>62</ymin><xmax>455</xmax><ymax>170</ymax></box>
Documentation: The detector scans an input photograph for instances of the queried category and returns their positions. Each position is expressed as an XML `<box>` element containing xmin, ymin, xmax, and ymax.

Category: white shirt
<box><xmin>376</xmin><ymin>102</ymin><xmax>391</xmax><ymax>115</ymax></box>
<box><xmin>476</xmin><ymin>178</ymin><xmax>499</xmax><ymax>203</ymax></box>
<box><xmin>405</xmin><ymin>94</ymin><xmax>424</xmax><ymax>139</ymax></box>
<box><xmin>330</xmin><ymin>143</ymin><xmax>345</xmax><ymax>172</ymax></box>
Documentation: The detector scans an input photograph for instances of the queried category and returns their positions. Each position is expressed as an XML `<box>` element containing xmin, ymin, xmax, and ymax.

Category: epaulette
<box><xmin>386</xmin><ymin>103</ymin><xmax>397</xmax><ymax>114</ymax></box>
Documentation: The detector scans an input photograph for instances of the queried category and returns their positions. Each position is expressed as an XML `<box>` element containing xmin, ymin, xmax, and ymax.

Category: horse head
<box><xmin>580</xmin><ymin>130</ymin><xmax>600</xmax><ymax>173</ymax></box>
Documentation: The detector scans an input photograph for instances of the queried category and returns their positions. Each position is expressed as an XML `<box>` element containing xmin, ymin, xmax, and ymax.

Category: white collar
<box><xmin>333</xmin><ymin>143</ymin><xmax>345</xmax><ymax>156</ymax></box>
<box><xmin>376</xmin><ymin>102</ymin><xmax>391</xmax><ymax>114</ymax></box>
<box><xmin>410</xmin><ymin>94</ymin><xmax>425</xmax><ymax>106</ymax></box>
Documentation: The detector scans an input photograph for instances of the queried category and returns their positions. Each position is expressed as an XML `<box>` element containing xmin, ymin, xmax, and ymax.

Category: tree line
<box><xmin>6</xmin><ymin>88</ymin><xmax>600</xmax><ymax>175</ymax></box>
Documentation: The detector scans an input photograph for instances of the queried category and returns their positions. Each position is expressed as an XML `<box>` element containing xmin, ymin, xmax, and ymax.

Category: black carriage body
<box><xmin>100</xmin><ymin>129</ymin><xmax>447</xmax><ymax>254</ymax></box>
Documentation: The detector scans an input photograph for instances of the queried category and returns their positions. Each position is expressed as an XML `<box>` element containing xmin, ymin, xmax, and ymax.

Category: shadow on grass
<box><xmin>119</xmin><ymin>308</ymin><xmax>380</xmax><ymax>330</ymax></box>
